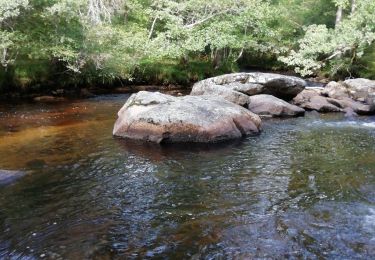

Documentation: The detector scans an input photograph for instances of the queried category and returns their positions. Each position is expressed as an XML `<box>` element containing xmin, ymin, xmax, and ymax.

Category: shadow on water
<box><xmin>114</xmin><ymin>137</ymin><xmax>249</xmax><ymax>162</ymax></box>
<box><xmin>0</xmin><ymin>95</ymin><xmax>374</xmax><ymax>259</ymax></box>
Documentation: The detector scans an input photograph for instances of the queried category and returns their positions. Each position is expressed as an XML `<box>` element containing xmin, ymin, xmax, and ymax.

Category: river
<box><xmin>0</xmin><ymin>94</ymin><xmax>374</xmax><ymax>259</ymax></box>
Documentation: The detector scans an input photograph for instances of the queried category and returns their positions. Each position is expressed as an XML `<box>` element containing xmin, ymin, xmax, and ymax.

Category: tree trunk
<box><xmin>213</xmin><ymin>49</ymin><xmax>223</xmax><ymax>70</ymax></box>
<box><xmin>335</xmin><ymin>6</ymin><xmax>343</xmax><ymax>28</ymax></box>
<box><xmin>351</xmin><ymin>0</ymin><xmax>356</xmax><ymax>14</ymax></box>
<box><xmin>148</xmin><ymin>17</ymin><xmax>158</xmax><ymax>39</ymax></box>
<box><xmin>180</xmin><ymin>55</ymin><xmax>188</xmax><ymax>66</ymax></box>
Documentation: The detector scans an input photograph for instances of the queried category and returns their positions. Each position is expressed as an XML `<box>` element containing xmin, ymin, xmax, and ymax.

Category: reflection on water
<box><xmin>0</xmin><ymin>95</ymin><xmax>374</xmax><ymax>259</ymax></box>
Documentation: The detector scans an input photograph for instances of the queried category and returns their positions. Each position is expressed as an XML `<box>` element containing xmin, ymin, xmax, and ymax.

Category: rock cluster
<box><xmin>293</xmin><ymin>79</ymin><xmax>375</xmax><ymax>116</ymax></box>
<box><xmin>113</xmin><ymin>73</ymin><xmax>375</xmax><ymax>143</ymax></box>
<box><xmin>191</xmin><ymin>72</ymin><xmax>306</xmax><ymax>101</ymax></box>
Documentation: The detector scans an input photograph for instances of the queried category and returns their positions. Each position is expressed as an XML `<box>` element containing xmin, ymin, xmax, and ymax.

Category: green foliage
<box><xmin>355</xmin><ymin>44</ymin><xmax>375</xmax><ymax>79</ymax></box>
<box><xmin>136</xmin><ymin>57</ymin><xmax>237</xmax><ymax>85</ymax></box>
<box><xmin>280</xmin><ymin>0</ymin><xmax>375</xmax><ymax>77</ymax></box>
<box><xmin>0</xmin><ymin>0</ymin><xmax>29</xmax><ymax>22</ymax></box>
<box><xmin>0</xmin><ymin>0</ymin><xmax>375</xmax><ymax>92</ymax></box>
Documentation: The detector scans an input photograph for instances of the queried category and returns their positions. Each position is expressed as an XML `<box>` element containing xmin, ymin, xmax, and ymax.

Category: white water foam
<box><xmin>362</xmin><ymin>122</ymin><xmax>375</xmax><ymax>128</ymax></box>
<box><xmin>364</xmin><ymin>208</ymin><xmax>375</xmax><ymax>242</ymax></box>
<box><xmin>312</xmin><ymin>121</ymin><xmax>375</xmax><ymax>129</ymax></box>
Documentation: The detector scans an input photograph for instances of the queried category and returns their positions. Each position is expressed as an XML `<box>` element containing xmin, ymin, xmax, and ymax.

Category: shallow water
<box><xmin>0</xmin><ymin>95</ymin><xmax>374</xmax><ymax>259</ymax></box>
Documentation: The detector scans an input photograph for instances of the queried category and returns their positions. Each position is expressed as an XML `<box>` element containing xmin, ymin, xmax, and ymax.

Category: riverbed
<box><xmin>0</xmin><ymin>94</ymin><xmax>374</xmax><ymax>258</ymax></box>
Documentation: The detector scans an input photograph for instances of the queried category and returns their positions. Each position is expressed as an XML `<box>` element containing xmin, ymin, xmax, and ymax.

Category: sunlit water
<box><xmin>0</xmin><ymin>94</ymin><xmax>374</xmax><ymax>259</ymax></box>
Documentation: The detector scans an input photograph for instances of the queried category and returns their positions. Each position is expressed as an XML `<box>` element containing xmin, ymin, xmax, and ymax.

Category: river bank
<box><xmin>0</xmin><ymin>68</ymin><xmax>329</xmax><ymax>102</ymax></box>
<box><xmin>0</xmin><ymin>83</ymin><xmax>190</xmax><ymax>102</ymax></box>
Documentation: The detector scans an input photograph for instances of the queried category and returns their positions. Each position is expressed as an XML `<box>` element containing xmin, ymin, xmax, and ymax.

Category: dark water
<box><xmin>0</xmin><ymin>94</ymin><xmax>374</xmax><ymax>259</ymax></box>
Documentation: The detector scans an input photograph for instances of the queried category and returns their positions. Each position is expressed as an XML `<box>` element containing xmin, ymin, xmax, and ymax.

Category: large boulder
<box><xmin>225</xmin><ymin>82</ymin><xmax>265</xmax><ymax>96</ymax></box>
<box><xmin>323</xmin><ymin>81</ymin><xmax>350</xmax><ymax>99</ymax></box>
<box><xmin>113</xmin><ymin>91</ymin><xmax>262</xmax><ymax>143</ymax></box>
<box><xmin>191</xmin><ymin>72</ymin><xmax>306</xmax><ymax>101</ymax></box>
<box><xmin>247</xmin><ymin>72</ymin><xmax>307</xmax><ymax>100</ymax></box>
<box><xmin>293</xmin><ymin>89</ymin><xmax>342</xmax><ymax>112</ymax></box>
<box><xmin>190</xmin><ymin>83</ymin><xmax>249</xmax><ymax>106</ymax></box>
<box><xmin>199</xmin><ymin>72</ymin><xmax>250</xmax><ymax>85</ymax></box>
<box><xmin>248</xmin><ymin>94</ymin><xmax>305</xmax><ymax>117</ymax></box>
<box><xmin>343</xmin><ymin>78</ymin><xmax>375</xmax><ymax>103</ymax></box>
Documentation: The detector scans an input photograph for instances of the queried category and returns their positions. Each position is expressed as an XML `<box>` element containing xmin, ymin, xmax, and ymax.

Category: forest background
<box><xmin>0</xmin><ymin>0</ymin><xmax>374</xmax><ymax>94</ymax></box>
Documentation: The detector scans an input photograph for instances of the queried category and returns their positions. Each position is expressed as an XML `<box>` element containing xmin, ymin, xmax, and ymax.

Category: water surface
<box><xmin>0</xmin><ymin>95</ymin><xmax>374</xmax><ymax>259</ymax></box>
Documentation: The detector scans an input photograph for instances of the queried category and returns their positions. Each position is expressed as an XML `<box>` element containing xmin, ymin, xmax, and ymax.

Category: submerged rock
<box><xmin>248</xmin><ymin>94</ymin><xmax>305</xmax><ymax>117</ymax></box>
<box><xmin>0</xmin><ymin>170</ymin><xmax>26</xmax><ymax>186</ymax></box>
<box><xmin>33</xmin><ymin>96</ymin><xmax>65</xmax><ymax>102</ymax></box>
<box><xmin>113</xmin><ymin>91</ymin><xmax>261</xmax><ymax>143</ymax></box>
<box><xmin>80</xmin><ymin>88</ymin><xmax>96</xmax><ymax>98</ymax></box>
<box><xmin>191</xmin><ymin>72</ymin><xmax>306</xmax><ymax>101</ymax></box>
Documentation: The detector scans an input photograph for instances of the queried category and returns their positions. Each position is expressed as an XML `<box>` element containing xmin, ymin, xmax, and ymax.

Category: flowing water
<box><xmin>0</xmin><ymin>94</ymin><xmax>374</xmax><ymax>259</ymax></box>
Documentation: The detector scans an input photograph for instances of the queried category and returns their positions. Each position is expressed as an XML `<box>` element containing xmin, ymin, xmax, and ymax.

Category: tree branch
<box><xmin>323</xmin><ymin>47</ymin><xmax>352</xmax><ymax>62</ymax></box>
<box><xmin>183</xmin><ymin>11</ymin><xmax>227</xmax><ymax>29</ymax></box>
<box><xmin>148</xmin><ymin>17</ymin><xmax>158</xmax><ymax>39</ymax></box>
<box><xmin>235</xmin><ymin>48</ymin><xmax>244</xmax><ymax>62</ymax></box>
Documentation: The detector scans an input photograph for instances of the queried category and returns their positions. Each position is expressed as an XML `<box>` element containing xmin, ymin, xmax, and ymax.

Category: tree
<box><xmin>0</xmin><ymin>0</ymin><xmax>29</xmax><ymax>69</ymax></box>
<box><xmin>280</xmin><ymin>0</ymin><xmax>375</xmax><ymax>77</ymax></box>
<box><xmin>146</xmin><ymin>0</ymin><xmax>279</xmax><ymax>66</ymax></box>
<box><xmin>1</xmin><ymin>0</ymin><xmax>374</xmax><ymax>90</ymax></box>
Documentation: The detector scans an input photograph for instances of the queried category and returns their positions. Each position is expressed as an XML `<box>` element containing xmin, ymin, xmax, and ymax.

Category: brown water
<box><xmin>0</xmin><ymin>94</ymin><xmax>374</xmax><ymax>259</ymax></box>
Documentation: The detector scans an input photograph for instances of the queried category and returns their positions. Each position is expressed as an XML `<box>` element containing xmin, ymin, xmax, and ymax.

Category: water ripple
<box><xmin>0</xmin><ymin>97</ymin><xmax>374</xmax><ymax>258</ymax></box>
